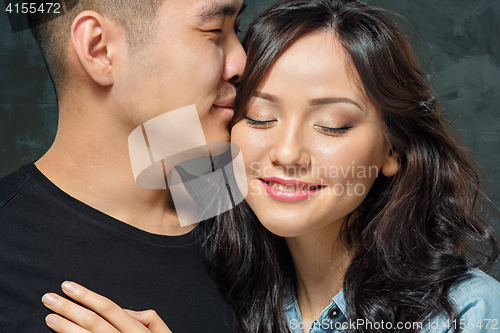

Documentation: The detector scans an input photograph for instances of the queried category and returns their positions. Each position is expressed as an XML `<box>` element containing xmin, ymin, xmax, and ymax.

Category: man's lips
<box><xmin>213</xmin><ymin>101</ymin><xmax>235</xmax><ymax>119</ymax></box>
<box><xmin>213</xmin><ymin>89</ymin><xmax>236</xmax><ymax>108</ymax></box>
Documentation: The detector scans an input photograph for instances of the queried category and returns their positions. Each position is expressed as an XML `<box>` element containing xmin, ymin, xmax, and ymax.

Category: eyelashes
<box><xmin>245</xmin><ymin>116</ymin><xmax>353</xmax><ymax>135</ymax></box>
<box><xmin>245</xmin><ymin>116</ymin><xmax>275</xmax><ymax>126</ymax></box>
<box><xmin>314</xmin><ymin>125</ymin><xmax>353</xmax><ymax>135</ymax></box>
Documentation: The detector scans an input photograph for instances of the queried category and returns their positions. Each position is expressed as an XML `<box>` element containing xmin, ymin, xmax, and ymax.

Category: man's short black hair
<box><xmin>28</xmin><ymin>0</ymin><xmax>165</xmax><ymax>98</ymax></box>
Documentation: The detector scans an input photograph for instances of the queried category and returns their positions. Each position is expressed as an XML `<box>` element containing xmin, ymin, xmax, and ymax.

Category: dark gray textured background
<box><xmin>1</xmin><ymin>1</ymin><xmax>499</xmax><ymax>278</ymax></box>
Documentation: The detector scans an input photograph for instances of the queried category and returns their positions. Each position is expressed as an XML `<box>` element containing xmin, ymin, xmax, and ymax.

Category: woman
<box><xmin>42</xmin><ymin>0</ymin><xmax>500</xmax><ymax>332</ymax></box>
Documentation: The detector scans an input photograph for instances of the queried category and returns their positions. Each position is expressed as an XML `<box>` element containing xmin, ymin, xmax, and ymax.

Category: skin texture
<box><xmin>107</xmin><ymin>0</ymin><xmax>246</xmax><ymax>142</ymax></box>
<box><xmin>35</xmin><ymin>0</ymin><xmax>246</xmax><ymax>236</ymax></box>
<box><xmin>41</xmin><ymin>0</ymin><xmax>246</xmax><ymax>331</ymax></box>
<box><xmin>231</xmin><ymin>31</ymin><xmax>399</xmax><ymax>326</ymax></box>
<box><xmin>42</xmin><ymin>282</ymin><xmax>172</xmax><ymax>332</ymax></box>
<box><xmin>232</xmin><ymin>31</ymin><xmax>398</xmax><ymax>239</ymax></box>
<box><xmin>41</xmin><ymin>27</ymin><xmax>401</xmax><ymax>333</ymax></box>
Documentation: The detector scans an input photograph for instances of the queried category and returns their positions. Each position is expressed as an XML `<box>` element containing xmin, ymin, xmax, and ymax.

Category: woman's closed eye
<box><xmin>245</xmin><ymin>116</ymin><xmax>276</xmax><ymax>127</ymax></box>
<box><xmin>314</xmin><ymin>125</ymin><xmax>353</xmax><ymax>135</ymax></box>
<box><xmin>245</xmin><ymin>115</ymin><xmax>353</xmax><ymax>134</ymax></box>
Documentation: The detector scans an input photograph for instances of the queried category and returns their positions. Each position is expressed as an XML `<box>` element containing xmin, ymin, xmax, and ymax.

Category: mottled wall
<box><xmin>0</xmin><ymin>7</ymin><xmax>58</xmax><ymax>175</ymax></box>
<box><xmin>1</xmin><ymin>1</ymin><xmax>499</xmax><ymax>277</ymax></box>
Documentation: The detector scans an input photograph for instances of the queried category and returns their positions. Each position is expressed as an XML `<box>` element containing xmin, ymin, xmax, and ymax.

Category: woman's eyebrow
<box><xmin>254</xmin><ymin>91</ymin><xmax>280</xmax><ymax>104</ymax></box>
<box><xmin>254</xmin><ymin>93</ymin><xmax>364</xmax><ymax>113</ymax></box>
<box><xmin>309</xmin><ymin>97</ymin><xmax>364</xmax><ymax>112</ymax></box>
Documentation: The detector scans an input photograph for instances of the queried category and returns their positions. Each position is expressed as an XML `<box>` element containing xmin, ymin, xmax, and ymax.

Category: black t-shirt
<box><xmin>0</xmin><ymin>163</ymin><xmax>236</xmax><ymax>333</ymax></box>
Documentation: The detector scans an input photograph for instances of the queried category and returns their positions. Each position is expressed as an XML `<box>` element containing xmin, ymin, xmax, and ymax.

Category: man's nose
<box><xmin>222</xmin><ymin>35</ymin><xmax>246</xmax><ymax>83</ymax></box>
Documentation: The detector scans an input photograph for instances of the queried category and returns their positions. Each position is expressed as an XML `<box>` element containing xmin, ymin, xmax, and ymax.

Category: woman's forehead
<box><xmin>256</xmin><ymin>31</ymin><xmax>372</xmax><ymax>110</ymax></box>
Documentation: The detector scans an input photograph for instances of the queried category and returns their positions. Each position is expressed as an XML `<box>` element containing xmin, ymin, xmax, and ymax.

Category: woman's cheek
<box><xmin>233</xmin><ymin>126</ymin><xmax>268</xmax><ymax>164</ymax></box>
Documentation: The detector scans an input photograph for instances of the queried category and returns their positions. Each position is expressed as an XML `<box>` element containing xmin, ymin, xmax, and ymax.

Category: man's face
<box><xmin>116</xmin><ymin>0</ymin><xmax>246</xmax><ymax>143</ymax></box>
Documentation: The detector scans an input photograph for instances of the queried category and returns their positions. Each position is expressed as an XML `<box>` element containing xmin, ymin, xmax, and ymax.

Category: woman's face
<box><xmin>231</xmin><ymin>31</ymin><xmax>399</xmax><ymax>238</ymax></box>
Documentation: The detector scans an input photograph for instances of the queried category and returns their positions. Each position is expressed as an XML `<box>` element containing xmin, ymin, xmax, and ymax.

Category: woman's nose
<box><xmin>269</xmin><ymin>124</ymin><xmax>311</xmax><ymax>169</ymax></box>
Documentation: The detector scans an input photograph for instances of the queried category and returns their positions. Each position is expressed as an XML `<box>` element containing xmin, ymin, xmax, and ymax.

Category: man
<box><xmin>0</xmin><ymin>0</ymin><xmax>246</xmax><ymax>332</ymax></box>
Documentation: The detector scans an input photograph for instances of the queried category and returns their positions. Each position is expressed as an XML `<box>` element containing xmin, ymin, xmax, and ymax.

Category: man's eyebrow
<box><xmin>198</xmin><ymin>1</ymin><xmax>247</xmax><ymax>22</ymax></box>
<box><xmin>309</xmin><ymin>97</ymin><xmax>364</xmax><ymax>112</ymax></box>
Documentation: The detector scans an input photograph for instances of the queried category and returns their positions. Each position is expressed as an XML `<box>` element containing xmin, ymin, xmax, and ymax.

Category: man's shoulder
<box><xmin>0</xmin><ymin>164</ymin><xmax>31</xmax><ymax>211</ymax></box>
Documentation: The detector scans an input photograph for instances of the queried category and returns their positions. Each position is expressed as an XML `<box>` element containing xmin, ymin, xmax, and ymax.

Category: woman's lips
<box><xmin>260</xmin><ymin>177</ymin><xmax>325</xmax><ymax>202</ymax></box>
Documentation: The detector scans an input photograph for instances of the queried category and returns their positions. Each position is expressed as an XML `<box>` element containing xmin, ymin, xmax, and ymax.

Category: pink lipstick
<box><xmin>260</xmin><ymin>177</ymin><xmax>325</xmax><ymax>202</ymax></box>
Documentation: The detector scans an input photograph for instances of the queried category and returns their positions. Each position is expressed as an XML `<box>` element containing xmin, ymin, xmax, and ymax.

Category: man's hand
<box><xmin>42</xmin><ymin>282</ymin><xmax>172</xmax><ymax>333</ymax></box>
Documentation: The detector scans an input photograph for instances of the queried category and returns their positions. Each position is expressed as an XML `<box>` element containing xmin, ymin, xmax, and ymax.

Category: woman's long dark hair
<box><xmin>199</xmin><ymin>0</ymin><xmax>499</xmax><ymax>332</ymax></box>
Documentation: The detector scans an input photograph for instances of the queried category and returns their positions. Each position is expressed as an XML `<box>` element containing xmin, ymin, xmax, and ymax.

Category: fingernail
<box><xmin>42</xmin><ymin>294</ymin><xmax>57</xmax><ymax>306</ymax></box>
<box><xmin>46</xmin><ymin>314</ymin><xmax>58</xmax><ymax>325</ymax></box>
<box><xmin>62</xmin><ymin>281</ymin><xmax>76</xmax><ymax>293</ymax></box>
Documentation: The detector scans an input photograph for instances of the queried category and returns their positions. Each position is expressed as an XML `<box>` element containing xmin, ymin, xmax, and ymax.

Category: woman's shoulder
<box><xmin>423</xmin><ymin>269</ymin><xmax>500</xmax><ymax>332</ymax></box>
<box><xmin>445</xmin><ymin>269</ymin><xmax>500</xmax><ymax>327</ymax></box>
<box><xmin>448</xmin><ymin>268</ymin><xmax>500</xmax><ymax>304</ymax></box>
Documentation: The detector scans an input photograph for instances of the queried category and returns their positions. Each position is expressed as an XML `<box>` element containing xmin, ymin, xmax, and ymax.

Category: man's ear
<box><xmin>381</xmin><ymin>147</ymin><xmax>400</xmax><ymax>177</ymax></box>
<box><xmin>71</xmin><ymin>11</ymin><xmax>122</xmax><ymax>86</ymax></box>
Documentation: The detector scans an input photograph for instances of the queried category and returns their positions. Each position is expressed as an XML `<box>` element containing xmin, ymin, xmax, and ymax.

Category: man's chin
<box><xmin>205</xmin><ymin>128</ymin><xmax>231</xmax><ymax>147</ymax></box>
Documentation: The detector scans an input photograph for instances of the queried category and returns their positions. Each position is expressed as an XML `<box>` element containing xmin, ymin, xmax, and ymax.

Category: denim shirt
<box><xmin>284</xmin><ymin>269</ymin><xmax>500</xmax><ymax>333</ymax></box>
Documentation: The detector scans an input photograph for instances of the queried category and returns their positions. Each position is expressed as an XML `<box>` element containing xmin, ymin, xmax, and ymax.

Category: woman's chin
<box><xmin>257</xmin><ymin>218</ymin><xmax>308</xmax><ymax>238</ymax></box>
